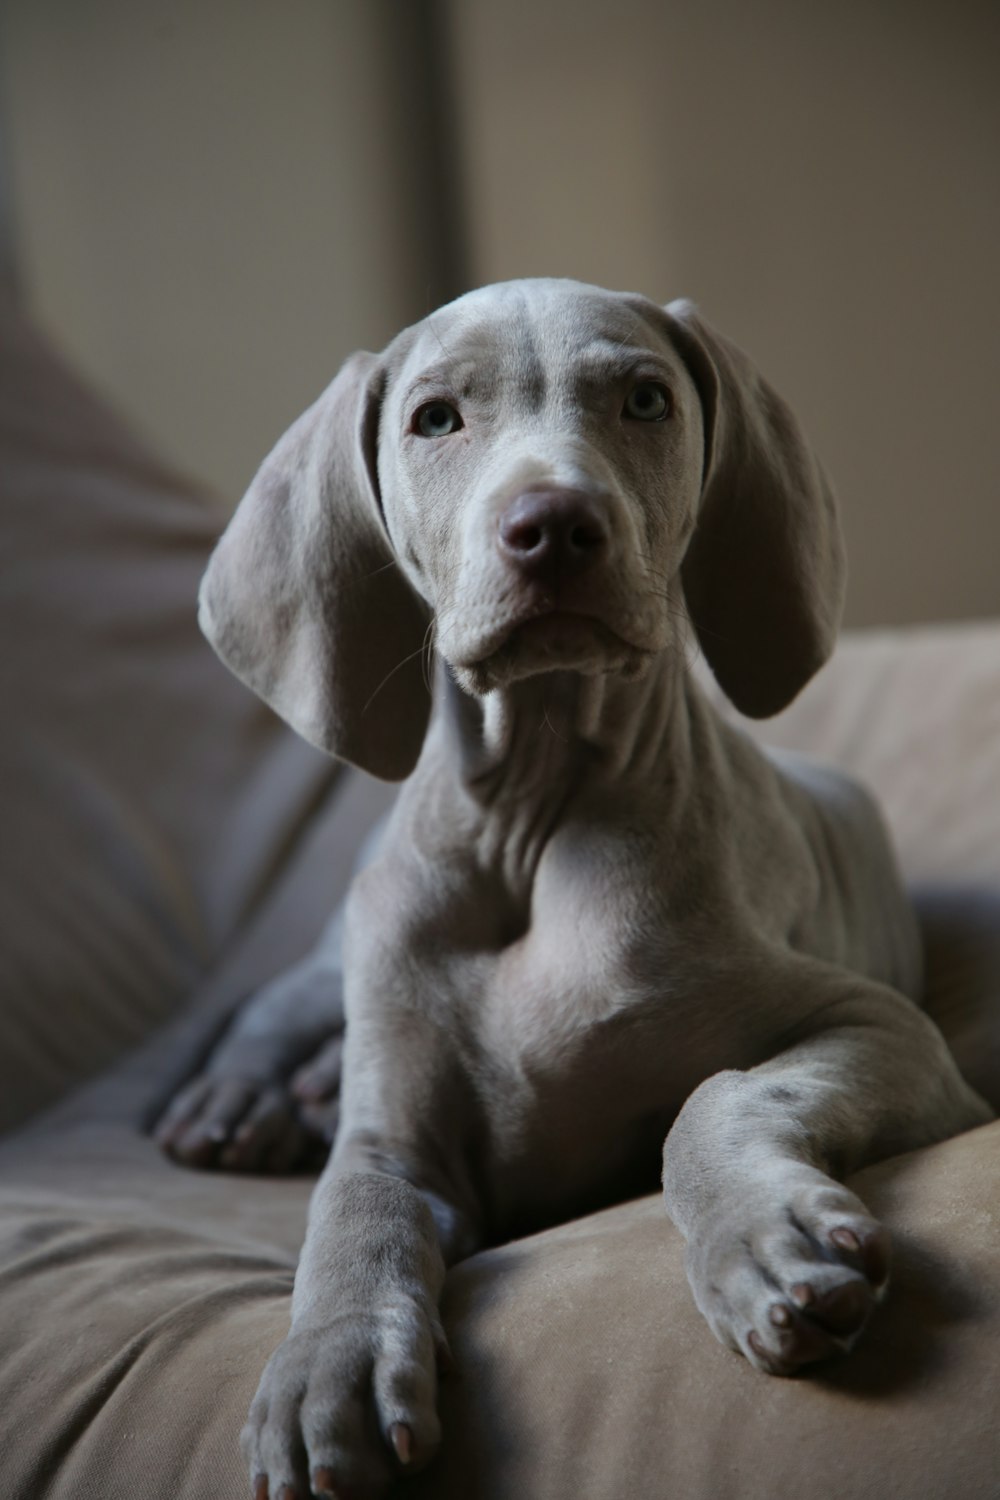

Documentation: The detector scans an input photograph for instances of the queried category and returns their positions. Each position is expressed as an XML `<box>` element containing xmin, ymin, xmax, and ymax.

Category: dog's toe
<box><xmin>686</xmin><ymin>1169</ymin><xmax>890</xmax><ymax>1376</ymax></box>
<box><xmin>155</xmin><ymin>1076</ymin><xmax>310</xmax><ymax>1173</ymax></box>
<box><xmin>291</xmin><ymin>1035</ymin><xmax>344</xmax><ymax>1104</ymax></box>
<box><xmin>244</xmin><ymin>1306</ymin><xmax>442</xmax><ymax>1500</ymax></box>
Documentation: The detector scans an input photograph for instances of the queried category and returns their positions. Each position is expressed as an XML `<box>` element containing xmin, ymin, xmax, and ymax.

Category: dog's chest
<box><xmin>479</xmin><ymin>813</ymin><xmax>667</xmax><ymax>1029</ymax></box>
<box><xmin>450</xmin><ymin>823</ymin><xmax>717</xmax><ymax>1226</ymax></box>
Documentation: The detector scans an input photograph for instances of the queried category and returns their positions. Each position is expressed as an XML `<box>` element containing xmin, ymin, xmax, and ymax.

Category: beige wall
<box><xmin>2</xmin><ymin>0</ymin><xmax>998</xmax><ymax>627</ymax></box>
<box><xmin>0</xmin><ymin>0</ymin><xmax>456</xmax><ymax>500</ymax></box>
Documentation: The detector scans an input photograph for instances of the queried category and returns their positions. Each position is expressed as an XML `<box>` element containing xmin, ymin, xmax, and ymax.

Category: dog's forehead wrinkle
<box><xmin>404</xmin><ymin>323</ymin><xmax>545</xmax><ymax>410</ymax></box>
<box><xmin>404</xmin><ymin>359</ymin><xmax>497</xmax><ymax>405</ymax></box>
<box><xmin>396</xmin><ymin>282</ymin><xmax>662</xmax><ymax>409</ymax></box>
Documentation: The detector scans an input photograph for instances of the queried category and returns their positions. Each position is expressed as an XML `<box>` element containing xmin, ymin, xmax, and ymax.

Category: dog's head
<box><xmin>200</xmin><ymin>279</ymin><xmax>844</xmax><ymax>780</ymax></box>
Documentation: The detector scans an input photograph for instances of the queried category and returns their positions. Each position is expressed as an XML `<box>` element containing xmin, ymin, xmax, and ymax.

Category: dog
<box><xmin>156</xmin><ymin>279</ymin><xmax>991</xmax><ymax>1499</ymax></box>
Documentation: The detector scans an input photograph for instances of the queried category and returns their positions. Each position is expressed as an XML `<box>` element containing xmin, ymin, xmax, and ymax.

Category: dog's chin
<box><xmin>452</xmin><ymin>613</ymin><xmax>656</xmax><ymax>696</ymax></box>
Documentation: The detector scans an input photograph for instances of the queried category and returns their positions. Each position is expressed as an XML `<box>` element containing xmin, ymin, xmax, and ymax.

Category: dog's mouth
<box><xmin>455</xmin><ymin>607</ymin><xmax>655</xmax><ymax>694</ymax></box>
<box><xmin>510</xmin><ymin>609</ymin><xmax>606</xmax><ymax>653</ymax></box>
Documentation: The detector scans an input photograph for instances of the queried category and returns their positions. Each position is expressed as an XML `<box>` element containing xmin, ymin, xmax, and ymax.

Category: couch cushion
<box><xmin>0</xmin><ymin>303</ymin><xmax>339</xmax><ymax>1132</ymax></box>
<box><xmin>731</xmin><ymin>620</ymin><xmax>1000</xmax><ymax>890</ymax></box>
<box><xmin>0</xmin><ymin>1122</ymin><xmax>302</xmax><ymax>1499</ymax></box>
<box><xmin>1</xmin><ymin>1109</ymin><xmax>998</xmax><ymax>1500</ymax></box>
<box><xmin>425</xmin><ymin>1125</ymin><xmax>1000</xmax><ymax>1500</ymax></box>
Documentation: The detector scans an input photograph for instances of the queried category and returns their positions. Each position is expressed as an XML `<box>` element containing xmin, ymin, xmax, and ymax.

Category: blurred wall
<box><xmin>1</xmin><ymin>0</ymin><xmax>998</xmax><ymax>628</ymax></box>
<box><xmin>0</xmin><ymin>0</ymin><xmax>463</xmax><ymax>499</ymax></box>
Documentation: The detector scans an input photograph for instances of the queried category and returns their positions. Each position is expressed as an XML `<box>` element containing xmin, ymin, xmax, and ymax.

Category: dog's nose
<box><xmin>497</xmin><ymin>489</ymin><xmax>610</xmax><ymax>579</ymax></box>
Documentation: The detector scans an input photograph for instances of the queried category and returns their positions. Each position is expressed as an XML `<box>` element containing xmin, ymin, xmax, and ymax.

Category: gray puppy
<box><xmin>158</xmin><ymin>280</ymin><xmax>990</xmax><ymax>1500</ymax></box>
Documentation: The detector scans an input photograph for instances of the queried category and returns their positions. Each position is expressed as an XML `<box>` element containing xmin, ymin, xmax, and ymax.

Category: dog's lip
<box><xmin>511</xmin><ymin>607</ymin><xmax>597</xmax><ymax>636</ymax></box>
<box><xmin>463</xmin><ymin>603</ymin><xmax>638</xmax><ymax>670</ymax></box>
<box><xmin>494</xmin><ymin>601</ymin><xmax>600</xmax><ymax>643</ymax></box>
<box><xmin>508</xmin><ymin>607</ymin><xmax>628</xmax><ymax>651</ymax></box>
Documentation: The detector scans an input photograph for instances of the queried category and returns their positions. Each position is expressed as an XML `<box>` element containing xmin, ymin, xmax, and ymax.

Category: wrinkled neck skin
<box><xmin>416</xmin><ymin>648</ymin><xmax>696</xmax><ymax>892</ymax></box>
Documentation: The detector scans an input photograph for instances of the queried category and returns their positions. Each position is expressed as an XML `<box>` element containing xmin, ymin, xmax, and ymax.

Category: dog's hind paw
<box><xmin>154</xmin><ymin>1074</ymin><xmax>316</xmax><ymax>1174</ymax></box>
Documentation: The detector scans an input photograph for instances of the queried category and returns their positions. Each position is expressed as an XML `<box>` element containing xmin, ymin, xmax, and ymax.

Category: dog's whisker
<box><xmin>540</xmin><ymin>694</ymin><xmax>569</xmax><ymax>743</ymax></box>
<box><xmin>361</xmin><ymin>642</ymin><xmax>435</xmax><ymax>717</ymax></box>
<box><xmin>363</xmin><ymin>558</ymin><xmax>403</xmax><ymax>581</ymax></box>
<box><xmin>420</xmin><ymin>618</ymin><xmax>438</xmax><ymax>695</ymax></box>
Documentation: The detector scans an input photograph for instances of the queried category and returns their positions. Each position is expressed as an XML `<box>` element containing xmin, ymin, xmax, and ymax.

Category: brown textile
<box><xmin>2</xmin><ymin>1107</ymin><xmax>999</xmax><ymax>1498</ymax></box>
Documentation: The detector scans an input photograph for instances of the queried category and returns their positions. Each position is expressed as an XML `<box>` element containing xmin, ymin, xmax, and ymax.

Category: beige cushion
<box><xmin>0</xmin><ymin>302</ymin><xmax>338</xmax><ymax>1132</ymax></box>
<box><xmin>430</xmin><ymin>1129</ymin><xmax>1000</xmax><ymax>1499</ymax></box>
<box><xmin>722</xmin><ymin>620</ymin><xmax>1000</xmax><ymax>889</ymax></box>
<box><xmin>6</xmin><ymin>1107</ymin><xmax>994</xmax><ymax>1500</ymax></box>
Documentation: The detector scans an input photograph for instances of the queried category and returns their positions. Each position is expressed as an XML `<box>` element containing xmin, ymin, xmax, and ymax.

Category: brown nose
<box><xmin>497</xmin><ymin>489</ymin><xmax>610</xmax><ymax>580</ymax></box>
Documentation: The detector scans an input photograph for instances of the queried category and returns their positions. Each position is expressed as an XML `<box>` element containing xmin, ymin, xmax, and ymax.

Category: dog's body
<box><xmin>157</xmin><ymin>280</ymin><xmax>990</xmax><ymax>1499</ymax></box>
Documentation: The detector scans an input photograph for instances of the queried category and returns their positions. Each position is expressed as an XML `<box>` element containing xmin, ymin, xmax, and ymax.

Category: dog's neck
<box><xmin>421</xmin><ymin>650</ymin><xmax>698</xmax><ymax>887</ymax></box>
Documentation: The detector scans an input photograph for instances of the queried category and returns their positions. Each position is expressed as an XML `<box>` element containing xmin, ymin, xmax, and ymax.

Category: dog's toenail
<box><xmin>770</xmin><ymin>1302</ymin><xmax>792</xmax><ymax>1327</ymax></box>
<box><xmin>253</xmin><ymin>1476</ymin><xmax>268</xmax><ymax>1500</ymax></box>
<box><xmin>389</xmin><ymin>1422</ymin><xmax>414</xmax><ymax>1464</ymax></box>
<box><xmin>791</xmin><ymin>1282</ymin><xmax>816</xmax><ymax>1308</ymax></box>
<box><xmin>311</xmin><ymin>1468</ymin><xmax>338</xmax><ymax>1497</ymax></box>
<box><xmin>831</xmin><ymin>1226</ymin><xmax>861</xmax><ymax>1254</ymax></box>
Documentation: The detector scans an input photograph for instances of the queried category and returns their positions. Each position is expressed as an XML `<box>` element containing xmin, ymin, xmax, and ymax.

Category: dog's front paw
<box><xmin>243</xmin><ymin>1304</ymin><xmax>447</xmax><ymax>1499</ymax></box>
<box><xmin>154</xmin><ymin>1075</ymin><xmax>314</xmax><ymax>1173</ymax></box>
<box><xmin>684</xmin><ymin>1168</ymin><xmax>890</xmax><ymax>1376</ymax></box>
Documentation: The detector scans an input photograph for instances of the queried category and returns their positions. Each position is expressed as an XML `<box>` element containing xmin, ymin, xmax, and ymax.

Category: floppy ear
<box><xmin>198</xmin><ymin>351</ymin><xmax>430</xmax><ymax>780</ymax></box>
<box><xmin>665</xmin><ymin>300</ymin><xmax>846</xmax><ymax>718</ymax></box>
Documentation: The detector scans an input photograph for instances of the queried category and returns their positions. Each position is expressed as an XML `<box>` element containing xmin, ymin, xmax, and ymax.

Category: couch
<box><xmin>2</xmin><ymin>292</ymin><xmax>999</xmax><ymax>1499</ymax></box>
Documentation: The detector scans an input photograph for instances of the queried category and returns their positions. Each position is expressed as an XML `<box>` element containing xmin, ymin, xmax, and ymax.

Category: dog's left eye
<box><xmin>623</xmin><ymin>382</ymin><xmax>670</xmax><ymax>422</ymax></box>
<box><xmin>414</xmin><ymin>401</ymin><xmax>463</xmax><ymax>438</ymax></box>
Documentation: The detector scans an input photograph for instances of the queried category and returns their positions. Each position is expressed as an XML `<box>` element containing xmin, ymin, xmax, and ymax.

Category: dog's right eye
<box><xmin>414</xmin><ymin>401</ymin><xmax>463</xmax><ymax>438</ymax></box>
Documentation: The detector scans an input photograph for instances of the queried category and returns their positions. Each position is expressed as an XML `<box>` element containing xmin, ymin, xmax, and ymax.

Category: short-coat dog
<box><xmin>157</xmin><ymin>279</ymin><xmax>991</xmax><ymax>1499</ymax></box>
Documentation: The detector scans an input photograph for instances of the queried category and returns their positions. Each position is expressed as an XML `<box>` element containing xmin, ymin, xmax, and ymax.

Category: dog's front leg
<box><xmin>243</xmin><ymin>1158</ymin><xmax>455</xmax><ymax>1499</ymax></box>
<box><xmin>241</xmin><ymin>908</ymin><xmax>480</xmax><ymax>1500</ymax></box>
<box><xmin>662</xmin><ymin>958</ymin><xmax>992</xmax><ymax>1376</ymax></box>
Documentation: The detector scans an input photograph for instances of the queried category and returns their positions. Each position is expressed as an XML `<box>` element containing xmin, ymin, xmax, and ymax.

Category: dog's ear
<box><xmin>198</xmin><ymin>351</ymin><xmax>430</xmax><ymax>780</ymax></box>
<box><xmin>665</xmin><ymin>300</ymin><xmax>846</xmax><ymax>717</ymax></box>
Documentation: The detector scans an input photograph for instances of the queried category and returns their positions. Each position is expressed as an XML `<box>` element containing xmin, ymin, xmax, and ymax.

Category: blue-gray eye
<box><xmin>415</xmin><ymin>401</ymin><xmax>463</xmax><ymax>437</ymax></box>
<box><xmin>624</xmin><ymin>382</ymin><xmax>670</xmax><ymax>421</ymax></box>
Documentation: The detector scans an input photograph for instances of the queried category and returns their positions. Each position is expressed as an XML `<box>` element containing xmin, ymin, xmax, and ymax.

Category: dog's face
<box><xmin>198</xmin><ymin>277</ymin><xmax>844</xmax><ymax>779</ymax></box>
<box><xmin>376</xmin><ymin>280</ymin><xmax>704</xmax><ymax>695</ymax></box>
